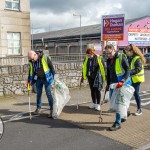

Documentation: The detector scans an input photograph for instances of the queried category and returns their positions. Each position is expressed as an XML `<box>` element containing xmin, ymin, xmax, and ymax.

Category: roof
<box><xmin>33</xmin><ymin>15</ymin><xmax>150</xmax><ymax>41</ymax></box>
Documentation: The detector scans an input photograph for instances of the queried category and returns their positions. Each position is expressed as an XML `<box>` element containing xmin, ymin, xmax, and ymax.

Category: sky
<box><xmin>30</xmin><ymin>0</ymin><xmax>150</xmax><ymax>34</ymax></box>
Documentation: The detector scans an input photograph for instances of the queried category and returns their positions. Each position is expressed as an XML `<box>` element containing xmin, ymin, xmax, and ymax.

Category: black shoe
<box><xmin>48</xmin><ymin>110</ymin><xmax>53</xmax><ymax>118</ymax></box>
<box><xmin>109</xmin><ymin>122</ymin><xmax>121</xmax><ymax>131</ymax></box>
<box><xmin>127</xmin><ymin>111</ymin><xmax>131</xmax><ymax>117</ymax></box>
<box><xmin>33</xmin><ymin>108</ymin><xmax>41</xmax><ymax>115</ymax></box>
<box><xmin>121</xmin><ymin>118</ymin><xmax>126</xmax><ymax>123</ymax></box>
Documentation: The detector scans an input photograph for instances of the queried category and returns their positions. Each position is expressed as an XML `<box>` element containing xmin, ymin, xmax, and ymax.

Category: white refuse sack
<box><xmin>109</xmin><ymin>84</ymin><xmax>135</xmax><ymax>119</ymax></box>
<box><xmin>52</xmin><ymin>79</ymin><xmax>71</xmax><ymax>119</ymax></box>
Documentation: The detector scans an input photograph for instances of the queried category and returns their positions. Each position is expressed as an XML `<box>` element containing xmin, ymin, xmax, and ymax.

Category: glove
<box><xmin>27</xmin><ymin>82</ymin><xmax>30</xmax><ymax>86</ymax></box>
<box><xmin>27</xmin><ymin>82</ymin><xmax>30</xmax><ymax>91</ymax></box>
<box><xmin>116</xmin><ymin>81</ymin><xmax>123</xmax><ymax>88</ymax></box>
<box><xmin>80</xmin><ymin>77</ymin><xmax>83</xmax><ymax>83</ymax></box>
<box><xmin>105</xmin><ymin>85</ymin><xmax>109</xmax><ymax>91</ymax></box>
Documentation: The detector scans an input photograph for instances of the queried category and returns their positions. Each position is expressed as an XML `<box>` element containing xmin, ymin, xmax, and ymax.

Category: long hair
<box><xmin>125</xmin><ymin>44</ymin><xmax>146</xmax><ymax>64</ymax></box>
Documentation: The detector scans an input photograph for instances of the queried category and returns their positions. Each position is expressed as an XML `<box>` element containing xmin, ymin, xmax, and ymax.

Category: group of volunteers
<box><xmin>27</xmin><ymin>43</ymin><xmax>146</xmax><ymax>131</ymax></box>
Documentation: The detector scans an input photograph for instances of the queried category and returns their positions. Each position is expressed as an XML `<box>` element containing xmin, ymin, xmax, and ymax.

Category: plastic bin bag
<box><xmin>109</xmin><ymin>84</ymin><xmax>135</xmax><ymax>119</ymax></box>
<box><xmin>52</xmin><ymin>79</ymin><xmax>71</xmax><ymax>119</ymax></box>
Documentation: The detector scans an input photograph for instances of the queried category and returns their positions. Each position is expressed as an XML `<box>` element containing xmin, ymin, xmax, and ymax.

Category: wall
<box><xmin>0</xmin><ymin>0</ymin><xmax>31</xmax><ymax>57</ymax></box>
<box><xmin>0</xmin><ymin>62</ymin><xmax>83</xmax><ymax>96</ymax></box>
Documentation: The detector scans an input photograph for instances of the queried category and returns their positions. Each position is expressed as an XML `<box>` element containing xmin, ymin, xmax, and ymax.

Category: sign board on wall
<box><xmin>101</xmin><ymin>14</ymin><xmax>125</xmax><ymax>41</ymax></box>
<box><xmin>128</xmin><ymin>28</ymin><xmax>150</xmax><ymax>44</ymax></box>
<box><xmin>88</xmin><ymin>43</ymin><xmax>102</xmax><ymax>55</ymax></box>
<box><xmin>107</xmin><ymin>41</ymin><xmax>118</xmax><ymax>50</ymax></box>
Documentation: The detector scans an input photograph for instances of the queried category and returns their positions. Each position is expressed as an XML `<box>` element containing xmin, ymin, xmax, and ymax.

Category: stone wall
<box><xmin>0</xmin><ymin>62</ymin><xmax>83</xmax><ymax>96</ymax></box>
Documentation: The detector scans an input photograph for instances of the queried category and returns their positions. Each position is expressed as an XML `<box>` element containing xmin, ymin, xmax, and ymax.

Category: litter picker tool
<box><xmin>27</xmin><ymin>82</ymin><xmax>32</xmax><ymax>120</ymax></box>
<box><xmin>99</xmin><ymin>87</ymin><xmax>107</xmax><ymax>122</ymax></box>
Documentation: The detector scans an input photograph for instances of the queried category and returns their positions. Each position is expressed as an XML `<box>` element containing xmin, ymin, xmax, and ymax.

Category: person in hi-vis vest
<box><xmin>81</xmin><ymin>48</ymin><xmax>106</xmax><ymax>111</ymax></box>
<box><xmin>28</xmin><ymin>50</ymin><xmax>55</xmax><ymax>118</ymax></box>
<box><xmin>105</xmin><ymin>44</ymin><xmax>131</xmax><ymax>131</ymax></box>
<box><xmin>125</xmin><ymin>44</ymin><xmax>146</xmax><ymax>116</ymax></box>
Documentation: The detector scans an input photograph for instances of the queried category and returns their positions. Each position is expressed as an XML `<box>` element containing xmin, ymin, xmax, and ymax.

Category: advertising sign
<box><xmin>101</xmin><ymin>14</ymin><xmax>125</xmax><ymax>41</ymax></box>
<box><xmin>128</xmin><ymin>28</ymin><xmax>150</xmax><ymax>44</ymax></box>
<box><xmin>107</xmin><ymin>41</ymin><xmax>118</xmax><ymax>50</ymax></box>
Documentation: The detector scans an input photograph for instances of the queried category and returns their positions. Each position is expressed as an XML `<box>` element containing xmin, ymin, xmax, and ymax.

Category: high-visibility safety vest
<box><xmin>29</xmin><ymin>54</ymin><xmax>54</xmax><ymax>85</ymax></box>
<box><xmin>82</xmin><ymin>55</ymin><xmax>106</xmax><ymax>82</ymax></box>
<box><xmin>130</xmin><ymin>56</ymin><xmax>145</xmax><ymax>83</ymax></box>
<box><xmin>115</xmin><ymin>53</ymin><xmax>131</xmax><ymax>84</ymax></box>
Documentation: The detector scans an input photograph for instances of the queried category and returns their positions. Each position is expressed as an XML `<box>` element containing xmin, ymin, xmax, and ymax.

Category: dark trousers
<box><xmin>132</xmin><ymin>82</ymin><xmax>141</xmax><ymax>110</ymax></box>
<box><xmin>88</xmin><ymin>77</ymin><xmax>101</xmax><ymax>104</ymax></box>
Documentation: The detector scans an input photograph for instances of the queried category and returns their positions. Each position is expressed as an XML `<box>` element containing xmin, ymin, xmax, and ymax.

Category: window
<box><xmin>7</xmin><ymin>32</ymin><xmax>21</xmax><ymax>55</ymax></box>
<box><xmin>5</xmin><ymin>0</ymin><xmax>20</xmax><ymax>11</ymax></box>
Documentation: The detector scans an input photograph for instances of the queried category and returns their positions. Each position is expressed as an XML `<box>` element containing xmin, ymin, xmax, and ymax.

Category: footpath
<box><xmin>0</xmin><ymin>86</ymin><xmax>150</xmax><ymax>150</ymax></box>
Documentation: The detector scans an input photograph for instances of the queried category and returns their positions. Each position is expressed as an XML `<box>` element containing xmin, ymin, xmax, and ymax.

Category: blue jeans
<box><xmin>36</xmin><ymin>78</ymin><xmax>53</xmax><ymax>110</ymax></box>
<box><xmin>132</xmin><ymin>82</ymin><xmax>141</xmax><ymax>110</ymax></box>
<box><xmin>110</xmin><ymin>88</ymin><xmax>121</xmax><ymax>124</ymax></box>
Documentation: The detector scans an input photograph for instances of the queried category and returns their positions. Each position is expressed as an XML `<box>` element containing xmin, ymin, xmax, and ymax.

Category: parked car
<box><xmin>144</xmin><ymin>53</ymin><xmax>150</xmax><ymax>64</ymax></box>
<box><xmin>144</xmin><ymin>53</ymin><xmax>150</xmax><ymax>58</ymax></box>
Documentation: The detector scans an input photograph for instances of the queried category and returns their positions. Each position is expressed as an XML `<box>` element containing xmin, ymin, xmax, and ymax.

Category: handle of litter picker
<box><xmin>99</xmin><ymin>88</ymin><xmax>107</xmax><ymax>123</ymax></box>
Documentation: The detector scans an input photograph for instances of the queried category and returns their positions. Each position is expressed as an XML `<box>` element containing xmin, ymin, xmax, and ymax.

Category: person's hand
<box><xmin>80</xmin><ymin>77</ymin><xmax>83</xmax><ymax>83</ymax></box>
<box><xmin>27</xmin><ymin>82</ymin><xmax>30</xmax><ymax>91</ymax></box>
<box><xmin>116</xmin><ymin>81</ymin><xmax>123</xmax><ymax>88</ymax></box>
<box><xmin>27</xmin><ymin>82</ymin><xmax>30</xmax><ymax>87</ymax></box>
<box><xmin>105</xmin><ymin>85</ymin><xmax>109</xmax><ymax>91</ymax></box>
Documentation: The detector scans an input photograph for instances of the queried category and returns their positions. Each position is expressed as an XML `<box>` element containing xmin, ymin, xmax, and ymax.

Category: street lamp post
<box><xmin>31</xmin><ymin>24</ymin><xmax>33</xmax><ymax>50</ymax></box>
<box><xmin>73</xmin><ymin>14</ymin><xmax>82</xmax><ymax>61</ymax></box>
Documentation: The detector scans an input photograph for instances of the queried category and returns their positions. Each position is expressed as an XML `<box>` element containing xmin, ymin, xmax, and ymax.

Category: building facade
<box><xmin>33</xmin><ymin>16</ymin><xmax>150</xmax><ymax>55</ymax></box>
<box><xmin>0</xmin><ymin>0</ymin><xmax>31</xmax><ymax>58</ymax></box>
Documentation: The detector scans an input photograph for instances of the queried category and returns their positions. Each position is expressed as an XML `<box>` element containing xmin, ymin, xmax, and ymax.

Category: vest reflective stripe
<box><xmin>130</xmin><ymin>56</ymin><xmax>145</xmax><ymax>83</ymax></box>
<box><xmin>115</xmin><ymin>53</ymin><xmax>125</xmax><ymax>82</ymax></box>
<box><xmin>82</xmin><ymin>56</ymin><xmax>106</xmax><ymax>82</ymax></box>
<box><xmin>97</xmin><ymin>56</ymin><xmax>106</xmax><ymax>82</ymax></box>
<box><xmin>29</xmin><ymin>54</ymin><xmax>54</xmax><ymax>85</ymax></box>
<box><xmin>41</xmin><ymin>55</ymin><xmax>54</xmax><ymax>84</ymax></box>
<box><xmin>82</xmin><ymin>56</ymin><xmax>88</xmax><ymax>80</ymax></box>
<box><xmin>29</xmin><ymin>62</ymin><xmax>33</xmax><ymax>83</ymax></box>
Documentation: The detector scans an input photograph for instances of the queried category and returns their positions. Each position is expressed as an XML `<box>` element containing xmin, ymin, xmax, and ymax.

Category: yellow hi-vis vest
<box><xmin>130</xmin><ymin>56</ymin><xmax>144</xmax><ymax>83</ymax></box>
<box><xmin>115</xmin><ymin>53</ymin><xmax>125</xmax><ymax>82</ymax></box>
<box><xmin>29</xmin><ymin>54</ymin><xmax>54</xmax><ymax>85</ymax></box>
<box><xmin>82</xmin><ymin>55</ymin><xmax>106</xmax><ymax>82</ymax></box>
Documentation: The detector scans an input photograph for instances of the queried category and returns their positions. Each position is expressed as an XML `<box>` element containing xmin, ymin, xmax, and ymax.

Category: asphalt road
<box><xmin>0</xmin><ymin>116</ymin><xmax>132</xmax><ymax>150</ymax></box>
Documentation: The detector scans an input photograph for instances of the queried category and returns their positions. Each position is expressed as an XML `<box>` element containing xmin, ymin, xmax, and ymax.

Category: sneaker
<box><xmin>89</xmin><ymin>103</ymin><xmax>95</xmax><ymax>109</ymax></box>
<box><xmin>109</xmin><ymin>122</ymin><xmax>121</xmax><ymax>131</ymax></box>
<box><xmin>121</xmin><ymin>118</ymin><xmax>126</xmax><ymax>123</ymax></box>
<box><xmin>95</xmin><ymin>104</ymin><xmax>101</xmax><ymax>111</ymax></box>
<box><xmin>48</xmin><ymin>110</ymin><xmax>53</xmax><ymax>118</ymax></box>
<box><xmin>33</xmin><ymin>108</ymin><xmax>41</xmax><ymax>115</ymax></box>
<box><xmin>135</xmin><ymin>109</ymin><xmax>142</xmax><ymax>116</ymax></box>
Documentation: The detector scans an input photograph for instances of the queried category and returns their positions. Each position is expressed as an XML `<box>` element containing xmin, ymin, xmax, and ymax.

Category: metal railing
<box><xmin>0</xmin><ymin>54</ymin><xmax>86</xmax><ymax>66</ymax></box>
<box><xmin>0</xmin><ymin>56</ymin><xmax>28</xmax><ymax>66</ymax></box>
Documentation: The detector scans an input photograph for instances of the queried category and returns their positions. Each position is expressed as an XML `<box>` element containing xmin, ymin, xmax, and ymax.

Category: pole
<box><xmin>27</xmin><ymin>82</ymin><xmax>32</xmax><ymax>120</ymax></box>
<box><xmin>80</xmin><ymin>15</ymin><xmax>82</xmax><ymax>62</ymax></box>
<box><xmin>31</xmin><ymin>24</ymin><xmax>33</xmax><ymax>50</ymax></box>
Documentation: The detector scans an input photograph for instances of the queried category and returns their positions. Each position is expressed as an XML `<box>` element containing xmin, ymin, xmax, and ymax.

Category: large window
<box><xmin>5</xmin><ymin>0</ymin><xmax>20</xmax><ymax>11</ymax></box>
<box><xmin>7</xmin><ymin>32</ymin><xmax>21</xmax><ymax>55</ymax></box>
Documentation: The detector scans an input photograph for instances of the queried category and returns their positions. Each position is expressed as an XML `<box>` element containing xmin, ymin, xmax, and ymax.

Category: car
<box><xmin>144</xmin><ymin>53</ymin><xmax>150</xmax><ymax>58</ymax></box>
<box><xmin>144</xmin><ymin>53</ymin><xmax>150</xmax><ymax>64</ymax></box>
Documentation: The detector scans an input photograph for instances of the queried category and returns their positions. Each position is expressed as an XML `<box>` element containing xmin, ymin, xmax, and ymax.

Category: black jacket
<box><xmin>84</xmin><ymin>55</ymin><xmax>106</xmax><ymax>79</ymax></box>
<box><xmin>128</xmin><ymin>54</ymin><xmax>142</xmax><ymax>76</ymax></box>
<box><xmin>106</xmin><ymin>52</ymin><xmax>130</xmax><ymax>86</ymax></box>
<box><xmin>28</xmin><ymin>52</ymin><xmax>55</xmax><ymax>82</ymax></box>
